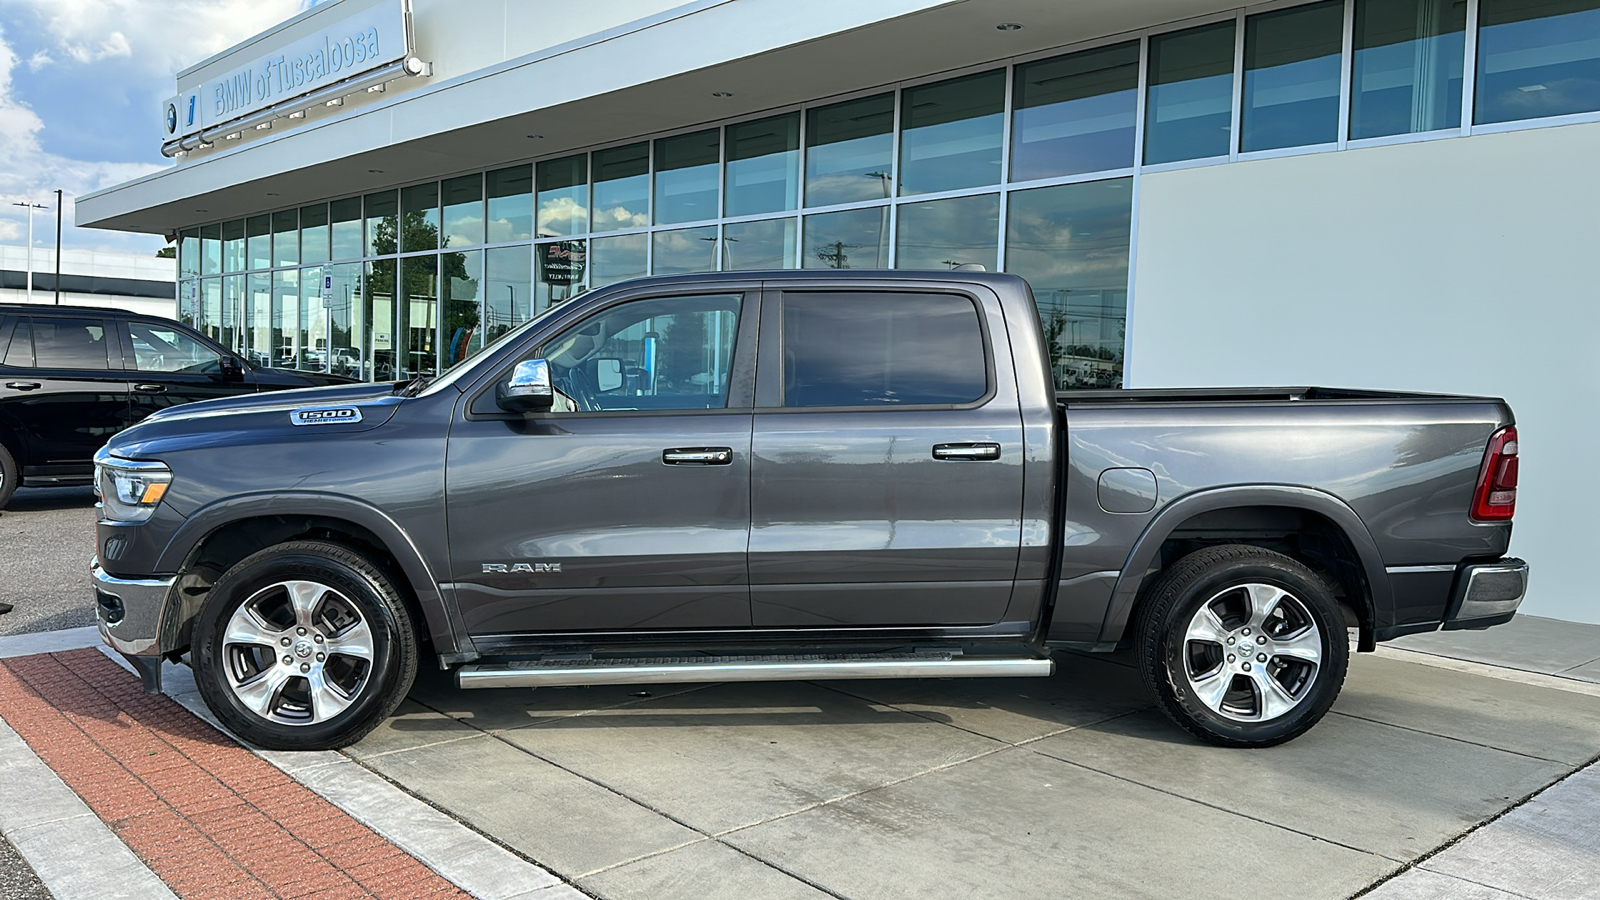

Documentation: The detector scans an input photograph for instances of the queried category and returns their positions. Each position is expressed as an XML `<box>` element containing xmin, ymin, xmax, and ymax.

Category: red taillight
<box><xmin>1471</xmin><ymin>426</ymin><xmax>1518</xmax><ymax>522</ymax></box>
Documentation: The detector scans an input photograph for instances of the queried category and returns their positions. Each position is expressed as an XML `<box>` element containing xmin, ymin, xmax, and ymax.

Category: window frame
<box><xmin>462</xmin><ymin>282</ymin><xmax>761</xmax><ymax>420</ymax></box>
<box><xmin>756</xmin><ymin>287</ymin><xmax>997</xmax><ymax>413</ymax></box>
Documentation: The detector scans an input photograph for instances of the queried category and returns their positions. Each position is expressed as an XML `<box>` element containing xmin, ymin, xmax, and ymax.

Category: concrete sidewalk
<box><xmin>0</xmin><ymin>617</ymin><xmax>1597</xmax><ymax>899</ymax></box>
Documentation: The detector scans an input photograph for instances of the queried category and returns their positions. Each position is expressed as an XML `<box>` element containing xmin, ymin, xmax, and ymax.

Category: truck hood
<box><xmin>106</xmin><ymin>382</ymin><xmax>405</xmax><ymax>459</ymax></box>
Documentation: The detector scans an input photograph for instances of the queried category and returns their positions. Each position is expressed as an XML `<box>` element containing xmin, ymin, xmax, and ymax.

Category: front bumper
<box><xmin>1443</xmin><ymin>558</ymin><xmax>1529</xmax><ymax>630</ymax></box>
<box><xmin>92</xmin><ymin>556</ymin><xmax>177</xmax><ymax>657</ymax></box>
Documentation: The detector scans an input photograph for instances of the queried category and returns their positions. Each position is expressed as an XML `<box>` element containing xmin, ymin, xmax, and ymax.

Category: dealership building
<box><xmin>78</xmin><ymin>0</ymin><xmax>1599</xmax><ymax>623</ymax></box>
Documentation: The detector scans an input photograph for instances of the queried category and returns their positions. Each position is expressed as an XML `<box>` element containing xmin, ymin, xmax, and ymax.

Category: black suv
<box><xmin>0</xmin><ymin>304</ymin><xmax>353</xmax><ymax>508</ymax></box>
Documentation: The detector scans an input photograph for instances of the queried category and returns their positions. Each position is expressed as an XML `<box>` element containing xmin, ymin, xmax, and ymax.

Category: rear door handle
<box><xmin>933</xmin><ymin>442</ymin><xmax>1001</xmax><ymax>461</ymax></box>
<box><xmin>663</xmin><ymin>447</ymin><xmax>733</xmax><ymax>466</ymax></box>
<box><xmin>134</xmin><ymin>384</ymin><xmax>167</xmax><ymax>394</ymax></box>
<box><xmin>4</xmin><ymin>382</ymin><xmax>41</xmax><ymax>391</ymax></box>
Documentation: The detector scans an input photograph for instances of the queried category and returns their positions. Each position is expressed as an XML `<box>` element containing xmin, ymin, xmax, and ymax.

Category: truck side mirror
<box><xmin>593</xmin><ymin>358</ymin><xmax>624</xmax><ymax>393</ymax></box>
<box><xmin>497</xmin><ymin>359</ymin><xmax>555</xmax><ymax>413</ymax></box>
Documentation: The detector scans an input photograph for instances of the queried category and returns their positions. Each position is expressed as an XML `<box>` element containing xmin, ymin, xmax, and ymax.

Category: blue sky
<box><xmin>0</xmin><ymin>0</ymin><xmax>321</xmax><ymax>256</ymax></box>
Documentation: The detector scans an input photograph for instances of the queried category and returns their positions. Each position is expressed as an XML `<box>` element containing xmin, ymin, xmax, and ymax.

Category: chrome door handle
<box><xmin>134</xmin><ymin>384</ymin><xmax>167</xmax><ymax>394</ymax></box>
<box><xmin>4</xmin><ymin>382</ymin><xmax>41</xmax><ymax>391</ymax></box>
<box><xmin>932</xmin><ymin>442</ymin><xmax>1000</xmax><ymax>461</ymax></box>
<box><xmin>663</xmin><ymin>447</ymin><xmax>733</xmax><ymax>466</ymax></box>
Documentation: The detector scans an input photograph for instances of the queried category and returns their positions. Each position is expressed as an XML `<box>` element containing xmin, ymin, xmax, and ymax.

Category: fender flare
<box><xmin>155</xmin><ymin>491</ymin><xmax>468</xmax><ymax>656</ymax></box>
<box><xmin>1096</xmin><ymin>485</ymin><xmax>1390</xmax><ymax>646</ymax></box>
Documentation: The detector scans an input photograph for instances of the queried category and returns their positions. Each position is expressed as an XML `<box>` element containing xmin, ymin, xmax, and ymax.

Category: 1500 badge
<box><xmin>483</xmin><ymin>562</ymin><xmax>562</xmax><ymax>574</ymax></box>
<box><xmin>290</xmin><ymin>407</ymin><xmax>363</xmax><ymax>426</ymax></box>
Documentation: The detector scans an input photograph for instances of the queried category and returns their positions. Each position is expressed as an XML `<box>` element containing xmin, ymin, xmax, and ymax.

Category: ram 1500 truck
<box><xmin>90</xmin><ymin>270</ymin><xmax>1528</xmax><ymax>750</ymax></box>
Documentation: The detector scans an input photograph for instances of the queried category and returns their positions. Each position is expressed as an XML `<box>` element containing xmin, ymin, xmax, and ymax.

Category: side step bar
<box><xmin>457</xmin><ymin>652</ymin><xmax>1054</xmax><ymax>689</ymax></box>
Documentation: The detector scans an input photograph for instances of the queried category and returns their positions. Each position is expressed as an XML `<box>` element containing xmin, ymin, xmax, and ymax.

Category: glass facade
<box><xmin>174</xmin><ymin>0</ymin><xmax>1600</xmax><ymax>392</ymax></box>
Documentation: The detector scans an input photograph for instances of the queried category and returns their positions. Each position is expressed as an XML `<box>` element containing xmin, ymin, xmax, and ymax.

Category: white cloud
<box><xmin>20</xmin><ymin>0</ymin><xmax>302</xmax><ymax>78</ymax></box>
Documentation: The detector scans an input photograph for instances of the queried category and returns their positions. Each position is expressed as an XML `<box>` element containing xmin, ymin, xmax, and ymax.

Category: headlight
<box><xmin>95</xmin><ymin>456</ymin><xmax>173</xmax><ymax>523</ymax></box>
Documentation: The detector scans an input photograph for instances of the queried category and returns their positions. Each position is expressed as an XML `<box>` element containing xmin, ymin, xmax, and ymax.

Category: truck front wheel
<box><xmin>1135</xmin><ymin>545</ymin><xmax>1348</xmax><ymax>748</ymax></box>
<box><xmin>193</xmin><ymin>540</ymin><xmax>418</xmax><ymax>750</ymax></box>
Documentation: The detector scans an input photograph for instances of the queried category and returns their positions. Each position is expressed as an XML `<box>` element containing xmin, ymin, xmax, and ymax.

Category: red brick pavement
<box><xmin>0</xmin><ymin>648</ymin><xmax>469</xmax><ymax>900</ymax></box>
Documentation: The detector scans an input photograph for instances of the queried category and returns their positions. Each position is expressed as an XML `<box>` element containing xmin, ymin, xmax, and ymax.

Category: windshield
<box><xmin>419</xmin><ymin>300</ymin><xmax>574</xmax><ymax>396</ymax></box>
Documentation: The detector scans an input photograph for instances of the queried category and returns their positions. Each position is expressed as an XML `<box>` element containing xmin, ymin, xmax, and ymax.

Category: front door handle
<box><xmin>933</xmin><ymin>442</ymin><xmax>1001</xmax><ymax>461</ymax></box>
<box><xmin>663</xmin><ymin>447</ymin><xmax>733</xmax><ymax>466</ymax></box>
<box><xmin>4</xmin><ymin>382</ymin><xmax>41</xmax><ymax>391</ymax></box>
<box><xmin>134</xmin><ymin>384</ymin><xmax>167</xmax><ymax>394</ymax></box>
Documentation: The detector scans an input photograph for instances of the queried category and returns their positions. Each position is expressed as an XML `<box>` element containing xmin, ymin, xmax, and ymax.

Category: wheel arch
<box><xmin>155</xmin><ymin>493</ymin><xmax>469</xmax><ymax>661</ymax></box>
<box><xmin>1099</xmin><ymin>486</ymin><xmax>1390</xmax><ymax>651</ymax></box>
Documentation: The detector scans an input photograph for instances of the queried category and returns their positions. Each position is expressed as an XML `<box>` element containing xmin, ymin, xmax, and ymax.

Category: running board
<box><xmin>457</xmin><ymin>652</ymin><xmax>1054</xmax><ymax>689</ymax></box>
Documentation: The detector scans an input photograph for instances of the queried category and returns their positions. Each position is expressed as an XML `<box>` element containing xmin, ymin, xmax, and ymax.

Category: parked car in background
<box><xmin>0</xmin><ymin>304</ymin><xmax>354</xmax><ymax>509</ymax></box>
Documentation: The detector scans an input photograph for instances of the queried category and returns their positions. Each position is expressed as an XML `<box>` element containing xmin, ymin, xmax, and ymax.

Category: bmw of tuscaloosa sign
<box><xmin>162</xmin><ymin>0</ymin><xmax>410</xmax><ymax>144</ymax></box>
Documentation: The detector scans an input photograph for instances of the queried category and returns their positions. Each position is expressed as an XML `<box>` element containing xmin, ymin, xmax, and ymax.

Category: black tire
<box><xmin>1135</xmin><ymin>544</ymin><xmax>1349</xmax><ymax>748</ymax></box>
<box><xmin>193</xmin><ymin>540</ymin><xmax>418</xmax><ymax>750</ymax></box>
<box><xmin>0</xmin><ymin>441</ymin><xmax>17</xmax><ymax>510</ymax></box>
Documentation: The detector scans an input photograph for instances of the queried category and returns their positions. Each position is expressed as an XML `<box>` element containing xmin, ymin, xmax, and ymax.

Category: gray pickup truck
<box><xmin>91</xmin><ymin>270</ymin><xmax>1527</xmax><ymax>751</ymax></box>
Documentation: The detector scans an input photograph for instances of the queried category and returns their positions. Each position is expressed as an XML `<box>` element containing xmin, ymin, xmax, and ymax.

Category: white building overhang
<box><xmin>78</xmin><ymin>0</ymin><xmax>1234</xmax><ymax>235</ymax></box>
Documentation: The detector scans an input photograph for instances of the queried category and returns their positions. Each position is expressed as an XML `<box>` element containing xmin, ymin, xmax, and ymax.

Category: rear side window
<box><xmin>30</xmin><ymin>318</ymin><xmax>111</xmax><ymax>370</ymax></box>
<box><xmin>2</xmin><ymin>319</ymin><xmax>31</xmax><ymax>367</ymax></box>
<box><xmin>781</xmin><ymin>292</ymin><xmax>988</xmax><ymax>407</ymax></box>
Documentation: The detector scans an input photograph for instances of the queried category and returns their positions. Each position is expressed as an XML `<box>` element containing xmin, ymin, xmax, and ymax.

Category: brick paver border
<box><xmin>0</xmin><ymin>648</ymin><xmax>468</xmax><ymax>900</ymax></box>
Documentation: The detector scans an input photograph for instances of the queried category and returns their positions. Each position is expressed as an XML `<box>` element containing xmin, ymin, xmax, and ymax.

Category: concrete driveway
<box><xmin>335</xmin><ymin>647</ymin><xmax>1600</xmax><ymax>900</ymax></box>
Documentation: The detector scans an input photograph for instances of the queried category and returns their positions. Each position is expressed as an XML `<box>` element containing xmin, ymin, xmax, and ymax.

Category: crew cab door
<box><xmin>748</xmin><ymin>286</ymin><xmax>1026</xmax><ymax>627</ymax></box>
<box><xmin>445</xmin><ymin>288</ymin><xmax>758</xmax><ymax>636</ymax></box>
<box><xmin>0</xmin><ymin>314</ymin><xmax>131</xmax><ymax>474</ymax></box>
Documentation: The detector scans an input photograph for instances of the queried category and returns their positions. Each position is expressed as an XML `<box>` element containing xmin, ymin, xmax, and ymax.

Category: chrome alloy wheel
<box><xmin>1181</xmin><ymin>583</ymin><xmax>1322</xmax><ymax>722</ymax></box>
<box><xmin>221</xmin><ymin>580</ymin><xmax>375</xmax><ymax>725</ymax></box>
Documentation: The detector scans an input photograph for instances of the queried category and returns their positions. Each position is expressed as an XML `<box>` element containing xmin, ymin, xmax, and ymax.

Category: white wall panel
<box><xmin>1131</xmin><ymin>121</ymin><xmax>1600</xmax><ymax>623</ymax></box>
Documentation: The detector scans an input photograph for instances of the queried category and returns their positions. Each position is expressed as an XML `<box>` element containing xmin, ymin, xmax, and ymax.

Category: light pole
<box><xmin>11</xmin><ymin>202</ymin><xmax>47</xmax><ymax>303</ymax></box>
<box><xmin>53</xmin><ymin>190</ymin><xmax>63</xmax><ymax>305</ymax></box>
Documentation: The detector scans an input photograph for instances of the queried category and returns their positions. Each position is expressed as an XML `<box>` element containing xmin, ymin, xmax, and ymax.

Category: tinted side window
<box><xmin>781</xmin><ymin>292</ymin><xmax>987</xmax><ymax>407</ymax></box>
<box><xmin>3</xmin><ymin>319</ymin><xmax>32</xmax><ymax>367</ymax></box>
<box><xmin>32</xmin><ymin>318</ymin><xmax>110</xmax><ymax>370</ymax></box>
<box><xmin>128</xmin><ymin>321</ymin><xmax>223</xmax><ymax>373</ymax></box>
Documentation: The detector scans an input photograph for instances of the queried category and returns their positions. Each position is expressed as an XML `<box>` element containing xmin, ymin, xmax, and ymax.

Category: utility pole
<box><xmin>54</xmin><ymin>190</ymin><xmax>63</xmax><ymax>305</ymax></box>
<box><xmin>11</xmin><ymin>202</ymin><xmax>47</xmax><ymax>303</ymax></box>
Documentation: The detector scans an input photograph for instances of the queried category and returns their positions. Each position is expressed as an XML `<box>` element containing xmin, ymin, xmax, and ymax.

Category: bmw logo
<box><xmin>166</xmin><ymin>103</ymin><xmax>177</xmax><ymax>135</ymax></box>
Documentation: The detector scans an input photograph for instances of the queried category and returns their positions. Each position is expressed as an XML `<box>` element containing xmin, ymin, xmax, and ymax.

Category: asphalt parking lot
<box><xmin>3</xmin><ymin>487</ymin><xmax>1600</xmax><ymax>899</ymax></box>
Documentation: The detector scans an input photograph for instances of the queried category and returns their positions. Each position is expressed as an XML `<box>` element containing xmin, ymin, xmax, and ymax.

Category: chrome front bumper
<box><xmin>92</xmin><ymin>557</ymin><xmax>178</xmax><ymax>657</ymax></box>
<box><xmin>1444</xmin><ymin>558</ymin><xmax>1529</xmax><ymax>629</ymax></box>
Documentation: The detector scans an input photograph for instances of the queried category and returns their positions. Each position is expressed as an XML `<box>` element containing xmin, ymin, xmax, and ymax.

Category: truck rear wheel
<box><xmin>193</xmin><ymin>540</ymin><xmax>417</xmax><ymax>750</ymax></box>
<box><xmin>1135</xmin><ymin>545</ymin><xmax>1348</xmax><ymax>748</ymax></box>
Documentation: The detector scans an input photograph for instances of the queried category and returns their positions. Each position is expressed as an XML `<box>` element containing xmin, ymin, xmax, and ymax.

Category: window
<box><xmin>1351</xmin><ymin>0</ymin><xmax>1466</xmax><ymax>138</ymax></box>
<box><xmin>3</xmin><ymin>320</ymin><xmax>31</xmax><ymax>367</ymax></box>
<box><xmin>364</xmin><ymin>191</ymin><xmax>398</xmax><ymax>256</ymax></box>
<box><xmin>442</xmin><ymin>174</ymin><xmax>484</xmax><ymax>248</ymax></box>
<box><xmin>127</xmin><ymin>321</ymin><xmax>223</xmax><ymax>373</ymax></box>
<box><xmin>487</xmin><ymin>165</ymin><xmax>534</xmax><ymax>242</ymax></box>
<box><xmin>722</xmin><ymin>218</ymin><xmax>796</xmax><ymax>270</ymax></box>
<box><xmin>1005</xmin><ymin>178</ymin><xmax>1132</xmax><ymax>390</ymax></box>
<box><xmin>654</xmin><ymin>226</ymin><xmax>718</xmax><ymax>275</ymax></box>
<box><xmin>301</xmin><ymin>204</ymin><xmax>330</xmax><ymax>264</ymax></box>
<box><xmin>271</xmin><ymin>209</ymin><xmax>299</xmax><ymax>267</ymax></box>
<box><xmin>1242</xmin><ymin>1</ymin><xmax>1346</xmax><ymax>152</ymax></box>
<box><xmin>725</xmin><ymin>113</ymin><xmax>799</xmax><ymax>217</ymax></box>
<box><xmin>899</xmin><ymin>71</ymin><xmax>1006</xmax><ymax>195</ymax></box>
<box><xmin>592</xmin><ymin>144</ymin><xmax>649</xmax><ymax>232</ymax></box>
<box><xmin>1012</xmin><ymin>41</ymin><xmax>1141</xmax><ymax>180</ymax></box>
<box><xmin>590</xmin><ymin>233</ymin><xmax>648</xmax><ymax>287</ymax></box>
<box><xmin>442</xmin><ymin>249</ymin><xmax>483</xmax><ymax>367</ymax></box>
<box><xmin>895</xmin><ymin>194</ymin><xmax>999</xmax><ymax>272</ymax></box>
<box><xmin>781</xmin><ymin>293</ymin><xmax>987</xmax><ymax>407</ymax></box>
<box><xmin>1476</xmin><ymin>0</ymin><xmax>1600</xmax><ymax>124</ymax></box>
<box><xmin>221</xmin><ymin>219</ymin><xmax>245</xmax><ymax>273</ymax></box>
<box><xmin>179</xmin><ymin>229</ymin><xmax>200</xmax><ymax>279</ymax></box>
<box><xmin>400</xmin><ymin>182</ymin><xmax>440</xmax><ymax>253</ymax></box>
<box><xmin>803</xmin><ymin>207</ymin><xmax>888</xmax><ymax>269</ymax></box>
<box><xmin>655</xmin><ymin>130</ymin><xmax>721</xmax><ymax>225</ymax></box>
<box><xmin>805</xmin><ymin>93</ymin><xmax>895</xmax><ymax>207</ymax></box>
<box><xmin>536</xmin><ymin>241</ymin><xmax>585</xmax><ymax>311</ymax></box>
<box><xmin>29</xmin><ymin>318</ymin><xmax>110</xmax><ymax>370</ymax></box>
<box><xmin>1145</xmin><ymin>21</ymin><xmax>1237</xmax><ymax>164</ymax></box>
<box><xmin>200</xmin><ymin>224</ymin><xmax>222</xmax><ymax>276</ymax></box>
<box><xmin>246</xmin><ymin>215</ymin><xmax>271</xmax><ymax>270</ymax></box>
<box><xmin>330</xmin><ymin>198</ymin><xmax>362</xmax><ymax>261</ymax></box>
<box><xmin>485</xmin><ymin>246</ymin><xmax>533</xmax><ymax>339</ymax></box>
<box><xmin>539</xmin><ymin>292</ymin><xmax>742</xmax><ymax>412</ymax></box>
<box><xmin>537</xmin><ymin>155</ymin><xmax>588</xmax><ymax>238</ymax></box>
